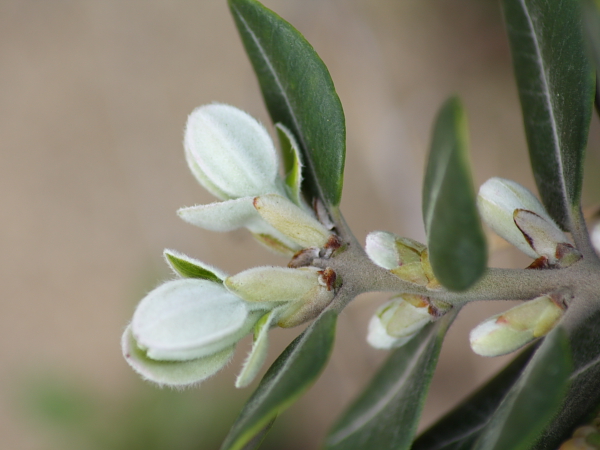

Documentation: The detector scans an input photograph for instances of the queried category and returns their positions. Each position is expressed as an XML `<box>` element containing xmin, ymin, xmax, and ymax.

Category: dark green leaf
<box><xmin>502</xmin><ymin>0</ymin><xmax>594</xmax><ymax>230</ymax></box>
<box><xmin>532</xmin><ymin>303</ymin><xmax>600</xmax><ymax>448</ymax></box>
<box><xmin>422</xmin><ymin>97</ymin><xmax>487</xmax><ymax>291</ymax></box>
<box><xmin>413</xmin><ymin>345</ymin><xmax>536</xmax><ymax>450</ymax></box>
<box><xmin>324</xmin><ymin>309</ymin><xmax>458</xmax><ymax>450</ymax></box>
<box><xmin>164</xmin><ymin>250</ymin><xmax>224</xmax><ymax>282</ymax></box>
<box><xmin>229</xmin><ymin>0</ymin><xmax>346</xmax><ymax>207</ymax></box>
<box><xmin>220</xmin><ymin>310</ymin><xmax>337</xmax><ymax>450</ymax></box>
<box><xmin>472</xmin><ymin>327</ymin><xmax>572</xmax><ymax>450</ymax></box>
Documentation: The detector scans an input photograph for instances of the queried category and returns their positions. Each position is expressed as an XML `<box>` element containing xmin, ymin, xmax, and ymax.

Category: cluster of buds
<box><xmin>363</xmin><ymin>231</ymin><xmax>445</xmax><ymax>349</ymax></box>
<box><xmin>469</xmin><ymin>177</ymin><xmax>581</xmax><ymax>356</ymax></box>
<box><xmin>123</xmin><ymin>104</ymin><xmax>340</xmax><ymax>388</ymax></box>
<box><xmin>178</xmin><ymin>103</ymin><xmax>333</xmax><ymax>256</ymax></box>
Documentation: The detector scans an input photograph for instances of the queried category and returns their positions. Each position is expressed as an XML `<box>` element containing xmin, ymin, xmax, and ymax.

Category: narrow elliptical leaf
<box><xmin>413</xmin><ymin>346</ymin><xmax>536</xmax><ymax>450</ymax></box>
<box><xmin>325</xmin><ymin>309</ymin><xmax>458</xmax><ymax>450</ymax></box>
<box><xmin>422</xmin><ymin>97</ymin><xmax>487</xmax><ymax>291</ymax></box>
<box><xmin>228</xmin><ymin>0</ymin><xmax>346</xmax><ymax>208</ymax></box>
<box><xmin>502</xmin><ymin>0</ymin><xmax>594</xmax><ymax>230</ymax></box>
<box><xmin>532</xmin><ymin>302</ymin><xmax>600</xmax><ymax>448</ymax></box>
<box><xmin>472</xmin><ymin>327</ymin><xmax>572</xmax><ymax>450</ymax></box>
<box><xmin>220</xmin><ymin>310</ymin><xmax>337</xmax><ymax>450</ymax></box>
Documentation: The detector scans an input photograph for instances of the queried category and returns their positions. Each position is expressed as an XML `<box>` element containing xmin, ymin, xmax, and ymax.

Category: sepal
<box><xmin>235</xmin><ymin>309</ymin><xmax>279</xmax><ymax>388</ymax></box>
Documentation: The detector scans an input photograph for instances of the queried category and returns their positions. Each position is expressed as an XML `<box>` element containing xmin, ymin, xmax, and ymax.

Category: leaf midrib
<box><xmin>231</xmin><ymin>3</ymin><xmax>325</xmax><ymax>204</ymax></box>
<box><xmin>517</xmin><ymin>0</ymin><xmax>567</xmax><ymax>202</ymax></box>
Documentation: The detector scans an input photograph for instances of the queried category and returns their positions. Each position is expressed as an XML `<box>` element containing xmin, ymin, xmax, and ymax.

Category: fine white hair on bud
<box><xmin>253</xmin><ymin>194</ymin><xmax>332</xmax><ymax>249</ymax></box>
<box><xmin>184</xmin><ymin>103</ymin><xmax>285</xmax><ymax>200</ymax></box>
<box><xmin>130</xmin><ymin>279</ymin><xmax>262</xmax><ymax>362</ymax></box>
<box><xmin>224</xmin><ymin>266</ymin><xmax>336</xmax><ymax>328</ymax></box>
<box><xmin>367</xmin><ymin>295</ymin><xmax>433</xmax><ymax>349</ymax></box>
<box><xmin>477</xmin><ymin>177</ymin><xmax>557</xmax><ymax>259</ymax></box>
<box><xmin>469</xmin><ymin>294</ymin><xmax>564</xmax><ymax>357</ymax></box>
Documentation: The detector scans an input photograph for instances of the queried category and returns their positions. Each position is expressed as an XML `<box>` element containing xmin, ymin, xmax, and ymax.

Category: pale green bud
<box><xmin>224</xmin><ymin>266</ymin><xmax>336</xmax><ymax>328</ymax></box>
<box><xmin>477</xmin><ymin>177</ymin><xmax>555</xmax><ymax>259</ymax></box>
<box><xmin>365</xmin><ymin>231</ymin><xmax>430</xmax><ymax>285</ymax></box>
<box><xmin>367</xmin><ymin>295</ymin><xmax>433</xmax><ymax>349</ymax></box>
<box><xmin>469</xmin><ymin>294</ymin><xmax>564</xmax><ymax>357</ymax></box>
<box><xmin>253</xmin><ymin>194</ymin><xmax>332</xmax><ymax>249</ymax></box>
<box><xmin>184</xmin><ymin>103</ymin><xmax>285</xmax><ymax>200</ymax></box>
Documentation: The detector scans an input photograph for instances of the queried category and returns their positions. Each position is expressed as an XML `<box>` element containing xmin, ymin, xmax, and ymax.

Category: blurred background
<box><xmin>2</xmin><ymin>0</ymin><xmax>600</xmax><ymax>448</ymax></box>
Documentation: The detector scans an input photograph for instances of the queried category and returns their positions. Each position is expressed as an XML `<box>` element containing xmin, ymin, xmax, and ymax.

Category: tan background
<box><xmin>2</xmin><ymin>1</ymin><xmax>599</xmax><ymax>448</ymax></box>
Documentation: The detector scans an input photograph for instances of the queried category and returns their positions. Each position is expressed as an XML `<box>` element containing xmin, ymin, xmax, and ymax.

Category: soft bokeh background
<box><xmin>2</xmin><ymin>0</ymin><xmax>600</xmax><ymax>448</ymax></box>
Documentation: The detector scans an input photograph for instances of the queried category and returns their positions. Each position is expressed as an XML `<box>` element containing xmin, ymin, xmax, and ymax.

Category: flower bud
<box><xmin>123</xmin><ymin>278</ymin><xmax>265</xmax><ymax>387</ymax></box>
<box><xmin>365</xmin><ymin>231</ymin><xmax>431</xmax><ymax>286</ymax></box>
<box><xmin>367</xmin><ymin>294</ymin><xmax>433</xmax><ymax>349</ymax></box>
<box><xmin>131</xmin><ymin>279</ymin><xmax>261</xmax><ymax>361</ymax></box>
<box><xmin>253</xmin><ymin>194</ymin><xmax>332</xmax><ymax>249</ymax></box>
<box><xmin>469</xmin><ymin>294</ymin><xmax>564</xmax><ymax>357</ymax></box>
<box><xmin>184</xmin><ymin>103</ymin><xmax>285</xmax><ymax>200</ymax></box>
<box><xmin>224</xmin><ymin>266</ymin><xmax>336</xmax><ymax>328</ymax></box>
<box><xmin>477</xmin><ymin>178</ymin><xmax>556</xmax><ymax>259</ymax></box>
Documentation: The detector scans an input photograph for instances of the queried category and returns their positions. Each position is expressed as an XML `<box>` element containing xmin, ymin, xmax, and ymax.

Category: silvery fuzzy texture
<box><xmin>477</xmin><ymin>177</ymin><xmax>560</xmax><ymax>259</ymax></box>
<box><xmin>184</xmin><ymin>103</ymin><xmax>286</xmax><ymax>200</ymax></box>
<box><xmin>367</xmin><ymin>296</ymin><xmax>432</xmax><ymax>349</ymax></box>
<box><xmin>365</xmin><ymin>231</ymin><xmax>401</xmax><ymax>270</ymax></box>
<box><xmin>130</xmin><ymin>279</ymin><xmax>263</xmax><ymax>362</ymax></box>
<box><xmin>225</xmin><ymin>266</ymin><xmax>335</xmax><ymax>328</ymax></box>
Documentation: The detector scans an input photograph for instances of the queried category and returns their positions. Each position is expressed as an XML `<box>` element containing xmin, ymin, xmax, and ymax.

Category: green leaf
<box><xmin>220</xmin><ymin>310</ymin><xmax>337</xmax><ymax>450</ymax></box>
<box><xmin>324</xmin><ymin>309</ymin><xmax>458</xmax><ymax>450</ymax></box>
<box><xmin>531</xmin><ymin>304</ymin><xmax>600</xmax><ymax>448</ymax></box>
<box><xmin>502</xmin><ymin>0</ymin><xmax>594</xmax><ymax>230</ymax></box>
<box><xmin>422</xmin><ymin>97</ymin><xmax>487</xmax><ymax>291</ymax></box>
<box><xmin>413</xmin><ymin>345</ymin><xmax>536</xmax><ymax>450</ymax></box>
<box><xmin>229</xmin><ymin>0</ymin><xmax>346</xmax><ymax>207</ymax></box>
<box><xmin>471</xmin><ymin>327</ymin><xmax>572</xmax><ymax>450</ymax></box>
<box><xmin>276</xmin><ymin>124</ymin><xmax>304</xmax><ymax>207</ymax></box>
<box><xmin>163</xmin><ymin>249</ymin><xmax>226</xmax><ymax>282</ymax></box>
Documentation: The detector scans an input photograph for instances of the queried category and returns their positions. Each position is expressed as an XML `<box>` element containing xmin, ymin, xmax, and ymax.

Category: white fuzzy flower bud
<box><xmin>477</xmin><ymin>178</ymin><xmax>556</xmax><ymax>259</ymax></box>
<box><xmin>367</xmin><ymin>295</ymin><xmax>433</xmax><ymax>349</ymax></box>
<box><xmin>130</xmin><ymin>279</ymin><xmax>261</xmax><ymax>361</ymax></box>
<box><xmin>224</xmin><ymin>266</ymin><xmax>336</xmax><ymax>328</ymax></box>
<box><xmin>184</xmin><ymin>103</ymin><xmax>285</xmax><ymax>200</ymax></box>
<box><xmin>469</xmin><ymin>294</ymin><xmax>564</xmax><ymax>357</ymax></box>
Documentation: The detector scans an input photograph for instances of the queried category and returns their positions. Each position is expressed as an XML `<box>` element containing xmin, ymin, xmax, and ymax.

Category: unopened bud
<box><xmin>367</xmin><ymin>294</ymin><xmax>433</xmax><ymax>349</ymax></box>
<box><xmin>224</xmin><ymin>266</ymin><xmax>336</xmax><ymax>327</ymax></box>
<box><xmin>365</xmin><ymin>231</ymin><xmax>430</xmax><ymax>285</ymax></box>
<box><xmin>184</xmin><ymin>103</ymin><xmax>285</xmax><ymax>200</ymax></box>
<box><xmin>477</xmin><ymin>178</ymin><xmax>555</xmax><ymax>259</ymax></box>
<box><xmin>253</xmin><ymin>194</ymin><xmax>331</xmax><ymax>248</ymax></box>
<box><xmin>469</xmin><ymin>294</ymin><xmax>564</xmax><ymax>357</ymax></box>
